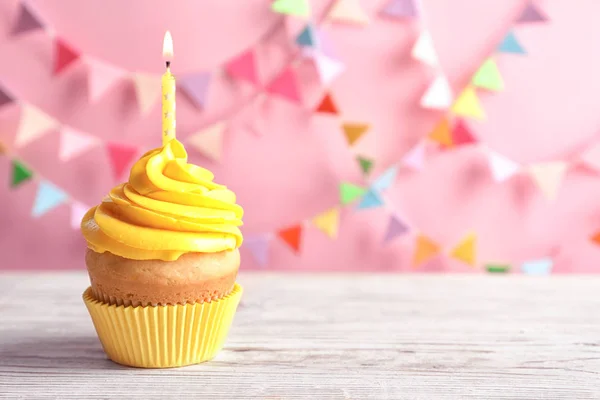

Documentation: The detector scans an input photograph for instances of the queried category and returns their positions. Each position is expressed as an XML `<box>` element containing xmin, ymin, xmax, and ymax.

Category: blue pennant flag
<box><xmin>296</xmin><ymin>24</ymin><xmax>318</xmax><ymax>47</ymax></box>
<box><xmin>521</xmin><ymin>258</ymin><xmax>553</xmax><ymax>275</ymax></box>
<box><xmin>32</xmin><ymin>180</ymin><xmax>69</xmax><ymax>218</ymax></box>
<box><xmin>497</xmin><ymin>31</ymin><xmax>526</xmax><ymax>55</ymax></box>
<box><xmin>371</xmin><ymin>166</ymin><xmax>398</xmax><ymax>192</ymax></box>
<box><xmin>356</xmin><ymin>189</ymin><xmax>384</xmax><ymax>210</ymax></box>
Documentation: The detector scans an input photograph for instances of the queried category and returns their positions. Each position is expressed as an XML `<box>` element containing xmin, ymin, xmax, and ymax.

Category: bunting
<box><xmin>515</xmin><ymin>1</ymin><xmax>548</xmax><ymax>24</ymax></box>
<box><xmin>339</xmin><ymin>182</ymin><xmax>366</xmax><ymax>204</ymax></box>
<box><xmin>11</xmin><ymin>160</ymin><xmax>33</xmax><ymax>188</ymax></box>
<box><xmin>132</xmin><ymin>73</ymin><xmax>161</xmax><ymax>114</ymax></box>
<box><xmin>59</xmin><ymin>126</ymin><xmax>98</xmax><ymax>162</ymax></box>
<box><xmin>313</xmin><ymin>53</ymin><xmax>345</xmax><ymax>85</ymax></box>
<box><xmin>487</xmin><ymin>150</ymin><xmax>520</xmax><ymax>182</ymax></box>
<box><xmin>529</xmin><ymin>162</ymin><xmax>567</xmax><ymax>200</ymax></box>
<box><xmin>54</xmin><ymin>38</ymin><xmax>81</xmax><ymax>75</ymax></box>
<box><xmin>402</xmin><ymin>142</ymin><xmax>425</xmax><ymax>170</ymax></box>
<box><xmin>383</xmin><ymin>214</ymin><xmax>408</xmax><ymax>242</ymax></box>
<box><xmin>277</xmin><ymin>225</ymin><xmax>302</xmax><ymax>253</ymax></box>
<box><xmin>87</xmin><ymin>59</ymin><xmax>126</xmax><ymax>102</ymax></box>
<box><xmin>179</xmin><ymin>72</ymin><xmax>212</xmax><ymax>109</ymax></box>
<box><xmin>0</xmin><ymin>87</ymin><xmax>14</xmax><ymax>109</ymax></box>
<box><xmin>428</xmin><ymin>117</ymin><xmax>452</xmax><ymax>146</ymax></box>
<box><xmin>32</xmin><ymin>180</ymin><xmax>68</xmax><ymax>218</ymax></box>
<box><xmin>497</xmin><ymin>31</ymin><xmax>526</xmax><ymax>55</ymax></box>
<box><xmin>371</xmin><ymin>166</ymin><xmax>398</xmax><ymax>192</ymax></box>
<box><xmin>580</xmin><ymin>142</ymin><xmax>600</xmax><ymax>171</ymax></box>
<box><xmin>381</xmin><ymin>0</ymin><xmax>419</xmax><ymax>19</ymax></box>
<box><xmin>187</xmin><ymin>122</ymin><xmax>226</xmax><ymax>162</ymax></box>
<box><xmin>70</xmin><ymin>202</ymin><xmax>88</xmax><ymax>230</ymax></box>
<box><xmin>357</xmin><ymin>156</ymin><xmax>373</xmax><ymax>176</ymax></box>
<box><xmin>412</xmin><ymin>235</ymin><xmax>441</xmax><ymax>266</ymax></box>
<box><xmin>471</xmin><ymin>58</ymin><xmax>504</xmax><ymax>92</ymax></box>
<box><xmin>451</xmin><ymin>86</ymin><xmax>485</xmax><ymax>120</ymax></box>
<box><xmin>225</xmin><ymin>50</ymin><xmax>259</xmax><ymax>85</ymax></box>
<box><xmin>421</xmin><ymin>75</ymin><xmax>453</xmax><ymax>109</ymax></box>
<box><xmin>486</xmin><ymin>263</ymin><xmax>511</xmax><ymax>273</ymax></box>
<box><xmin>451</xmin><ymin>120</ymin><xmax>477</xmax><ymax>146</ymax></box>
<box><xmin>296</xmin><ymin>24</ymin><xmax>319</xmax><ymax>47</ymax></box>
<box><xmin>356</xmin><ymin>189</ymin><xmax>384</xmax><ymax>209</ymax></box>
<box><xmin>266</xmin><ymin>67</ymin><xmax>302</xmax><ymax>103</ymax></box>
<box><xmin>244</xmin><ymin>235</ymin><xmax>270</xmax><ymax>267</ymax></box>
<box><xmin>315</xmin><ymin>92</ymin><xmax>339</xmax><ymax>114</ymax></box>
<box><xmin>412</xmin><ymin>31</ymin><xmax>438</xmax><ymax>67</ymax></box>
<box><xmin>328</xmin><ymin>0</ymin><xmax>370</xmax><ymax>25</ymax></box>
<box><xmin>106</xmin><ymin>142</ymin><xmax>138</xmax><ymax>181</ymax></box>
<box><xmin>12</xmin><ymin>2</ymin><xmax>44</xmax><ymax>35</ymax></box>
<box><xmin>521</xmin><ymin>258</ymin><xmax>553</xmax><ymax>275</ymax></box>
<box><xmin>311</xmin><ymin>207</ymin><xmax>340</xmax><ymax>238</ymax></box>
<box><xmin>342</xmin><ymin>122</ymin><xmax>369</xmax><ymax>146</ymax></box>
<box><xmin>14</xmin><ymin>104</ymin><xmax>57</xmax><ymax>148</ymax></box>
<box><xmin>271</xmin><ymin>0</ymin><xmax>311</xmax><ymax>17</ymax></box>
<box><xmin>449</xmin><ymin>233</ymin><xmax>477</xmax><ymax>266</ymax></box>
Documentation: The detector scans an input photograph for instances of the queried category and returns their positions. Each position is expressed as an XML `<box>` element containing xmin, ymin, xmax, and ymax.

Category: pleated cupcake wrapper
<box><xmin>83</xmin><ymin>283</ymin><xmax>243</xmax><ymax>368</ymax></box>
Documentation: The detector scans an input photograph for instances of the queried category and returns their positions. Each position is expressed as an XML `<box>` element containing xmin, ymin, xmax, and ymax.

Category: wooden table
<box><xmin>1</xmin><ymin>273</ymin><xmax>599</xmax><ymax>399</ymax></box>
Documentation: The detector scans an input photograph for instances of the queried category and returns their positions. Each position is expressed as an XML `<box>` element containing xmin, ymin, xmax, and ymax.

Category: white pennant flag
<box><xmin>420</xmin><ymin>75</ymin><xmax>453</xmax><ymax>109</ymax></box>
<box><xmin>87</xmin><ymin>58</ymin><xmax>126</xmax><ymax>102</ymax></box>
<box><xmin>59</xmin><ymin>126</ymin><xmax>99</xmax><ymax>161</ymax></box>
<box><xmin>187</xmin><ymin>122</ymin><xmax>226</xmax><ymax>162</ymax></box>
<box><xmin>132</xmin><ymin>73</ymin><xmax>161</xmax><ymax>114</ymax></box>
<box><xmin>529</xmin><ymin>161</ymin><xmax>568</xmax><ymax>200</ymax></box>
<box><xmin>412</xmin><ymin>31</ymin><xmax>438</xmax><ymax>66</ymax></box>
<box><xmin>15</xmin><ymin>104</ymin><xmax>58</xmax><ymax>148</ymax></box>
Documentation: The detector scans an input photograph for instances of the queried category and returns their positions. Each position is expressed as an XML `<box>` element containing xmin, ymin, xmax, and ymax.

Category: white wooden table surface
<box><xmin>1</xmin><ymin>273</ymin><xmax>599</xmax><ymax>399</ymax></box>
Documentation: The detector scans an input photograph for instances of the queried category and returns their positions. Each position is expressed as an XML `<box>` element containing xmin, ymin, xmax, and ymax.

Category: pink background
<box><xmin>2</xmin><ymin>0</ymin><xmax>600</xmax><ymax>272</ymax></box>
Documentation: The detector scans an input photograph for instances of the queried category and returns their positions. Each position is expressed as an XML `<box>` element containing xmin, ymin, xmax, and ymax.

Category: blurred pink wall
<box><xmin>2</xmin><ymin>0</ymin><xmax>600</xmax><ymax>272</ymax></box>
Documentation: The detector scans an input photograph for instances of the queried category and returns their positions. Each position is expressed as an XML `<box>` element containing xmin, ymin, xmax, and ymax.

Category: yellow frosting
<box><xmin>81</xmin><ymin>139</ymin><xmax>243</xmax><ymax>261</ymax></box>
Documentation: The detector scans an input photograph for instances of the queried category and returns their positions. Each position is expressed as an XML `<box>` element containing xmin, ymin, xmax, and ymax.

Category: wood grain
<box><xmin>1</xmin><ymin>273</ymin><xmax>599</xmax><ymax>399</ymax></box>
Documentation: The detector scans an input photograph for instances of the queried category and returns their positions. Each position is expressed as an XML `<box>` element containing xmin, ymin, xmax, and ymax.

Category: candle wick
<box><xmin>165</xmin><ymin>61</ymin><xmax>171</xmax><ymax>69</ymax></box>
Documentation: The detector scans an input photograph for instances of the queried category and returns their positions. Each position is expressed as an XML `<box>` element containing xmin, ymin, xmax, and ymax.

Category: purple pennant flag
<box><xmin>0</xmin><ymin>87</ymin><xmax>14</xmax><ymax>108</ymax></box>
<box><xmin>381</xmin><ymin>0</ymin><xmax>419</xmax><ymax>18</ymax></box>
<box><xmin>515</xmin><ymin>1</ymin><xmax>548</xmax><ymax>23</ymax></box>
<box><xmin>179</xmin><ymin>72</ymin><xmax>211</xmax><ymax>109</ymax></box>
<box><xmin>244</xmin><ymin>235</ymin><xmax>270</xmax><ymax>267</ymax></box>
<box><xmin>384</xmin><ymin>214</ymin><xmax>409</xmax><ymax>242</ymax></box>
<box><xmin>12</xmin><ymin>3</ymin><xmax>45</xmax><ymax>35</ymax></box>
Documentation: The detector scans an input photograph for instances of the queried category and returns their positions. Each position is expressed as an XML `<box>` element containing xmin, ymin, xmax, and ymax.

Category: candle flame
<box><xmin>163</xmin><ymin>31</ymin><xmax>173</xmax><ymax>60</ymax></box>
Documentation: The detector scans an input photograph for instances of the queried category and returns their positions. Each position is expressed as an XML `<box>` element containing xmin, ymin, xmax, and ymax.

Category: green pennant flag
<box><xmin>11</xmin><ymin>159</ymin><xmax>33</xmax><ymax>187</ymax></box>
<box><xmin>472</xmin><ymin>58</ymin><xmax>504</xmax><ymax>91</ymax></box>
<box><xmin>486</xmin><ymin>263</ymin><xmax>510</xmax><ymax>273</ymax></box>
<box><xmin>357</xmin><ymin>156</ymin><xmax>373</xmax><ymax>175</ymax></box>
<box><xmin>271</xmin><ymin>0</ymin><xmax>310</xmax><ymax>16</ymax></box>
<box><xmin>339</xmin><ymin>182</ymin><xmax>366</xmax><ymax>205</ymax></box>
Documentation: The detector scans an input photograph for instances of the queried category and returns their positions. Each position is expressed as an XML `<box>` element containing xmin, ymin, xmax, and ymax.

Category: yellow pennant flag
<box><xmin>311</xmin><ymin>207</ymin><xmax>340</xmax><ymax>238</ymax></box>
<box><xmin>428</xmin><ymin>117</ymin><xmax>452</xmax><ymax>146</ymax></box>
<box><xmin>412</xmin><ymin>235</ymin><xmax>441</xmax><ymax>267</ymax></box>
<box><xmin>450</xmin><ymin>233</ymin><xmax>477</xmax><ymax>266</ymax></box>
<box><xmin>342</xmin><ymin>122</ymin><xmax>369</xmax><ymax>146</ymax></box>
<box><xmin>451</xmin><ymin>86</ymin><xmax>486</xmax><ymax>120</ymax></box>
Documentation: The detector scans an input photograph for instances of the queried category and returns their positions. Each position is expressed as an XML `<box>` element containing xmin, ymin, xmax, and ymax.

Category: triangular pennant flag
<box><xmin>403</xmin><ymin>142</ymin><xmax>425</xmax><ymax>170</ymax></box>
<box><xmin>11</xmin><ymin>160</ymin><xmax>33</xmax><ymax>187</ymax></box>
<box><xmin>356</xmin><ymin>189</ymin><xmax>384</xmax><ymax>209</ymax></box>
<box><xmin>342</xmin><ymin>122</ymin><xmax>369</xmax><ymax>146</ymax></box>
<box><xmin>225</xmin><ymin>50</ymin><xmax>259</xmax><ymax>85</ymax></box>
<box><xmin>450</xmin><ymin>233</ymin><xmax>477</xmax><ymax>266</ymax></box>
<box><xmin>581</xmin><ymin>142</ymin><xmax>600</xmax><ymax>171</ymax></box>
<box><xmin>311</xmin><ymin>207</ymin><xmax>340</xmax><ymax>238</ymax></box>
<box><xmin>591</xmin><ymin>231</ymin><xmax>600</xmax><ymax>246</ymax></box>
<box><xmin>315</xmin><ymin>92</ymin><xmax>338</xmax><ymax>114</ymax></box>
<box><xmin>339</xmin><ymin>182</ymin><xmax>366</xmax><ymax>204</ymax></box>
<box><xmin>497</xmin><ymin>31</ymin><xmax>526</xmax><ymax>55</ymax></box>
<box><xmin>428</xmin><ymin>117</ymin><xmax>452</xmax><ymax>146</ymax></box>
<box><xmin>516</xmin><ymin>1</ymin><xmax>548</xmax><ymax>24</ymax></box>
<box><xmin>0</xmin><ymin>87</ymin><xmax>14</xmax><ymax>109</ymax></box>
<box><xmin>381</xmin><ymin>0</ymin><xmax>419</xmax><ymax>18</ymax></box>
<box><xmin>54</xmin><ymin>38</ymin><xmax>81</xmax><ymax>75</ymax></box>
<box><xmin>383</xmin><ymin>214</ymin><xmax>409</xmax><ymax>242</ymax></box>
<box><xmin>420</xmin><ymin>75</ymin><xmax>453</xmax><ymax>109</ymax></box>
<box><xmin>266</xmin><ymin>67</ymin><xmax>302</xmax><ymax>103</ymax></box>
<box><xmin>244</xmin><ymin>235</ymin><xmax>270</xmax><ymax>267</ymax></box>
<box><xmin>472</xmin><ymin>58</ymin><xmax>504</xmax><ymax>92</ymax></box>
<box><xmin>15</xmin><ymin>104</ymin><xmax>57</xmax><ymax>148</ymax></box>
<box><xmin>356</xmin><ymin>156</ymin><xmax>373</xmax><ymax>176</ymax></box>
<box><xmin>328</xmin><ymin>0</ymin><xmax>370</xmax><ymax>25</ymax></box>
<box><xmin>179</xmin><ymin>72</ymin><xmax>212</xmax><ymax>109</ymax></box>
<box><xmin>59</xmin><ymin>126</ymin><xmax>98</xmax><ymax>162</ymax></box>
<box><xmin>411</xmin><ymin>31</ymin><xmax>438</xmax><ymax>67</ymax></box>
<box><xmin>70</xmin><ymin>201</ymin><xmax>88</xmax><ymax>230</ymax></box>
<box><xmin>486</xmin><ymin>263</ymin><xmax>511</xmax><ymax>273</ymax></box>
<box><xmin>521</xmin><ymin>258</ymin><xmax>553</xmax><ymax>275</ymax></box>
<box><xmin>488</xmin><ymin>150</ymin><xmax>520</xmax><ymax>181</ymax></box>
<box><xmin>372</xmin><ymin>166</ymin><xmax>398</xmax><ymax>192</ymax></box>
<box><xmin>132</xmin><ymin>73</ymin><xmax>161</xmax><ymax>114</ymax></box>
<box><xmin>277</xmin><ymin>225</ymin><xmax>302</xmax><ymax>253</ymax></box>
<box><xmin>529</xmin><ymin>161</ymin><xmax>568</xmax><ymax>200</ymax></box>
<box><xmin>87</xmin><ymin>59</ymin><xmax>126</xmax><ymax>102</ymax></box>
<box><xmin>187</xmin><ymin>122</ymin><xmax>226</xmax><ymax>162</ymax></box>
<box><xmin>451</xmin><ymin>119</ymin><xmax>477</xmax><ymax>146</ymax></box>
<box><xmin>32</xmin><ymin>180</ymin><xmax>68</xmax><ymax>218</ymax></box>
<box><xmin>451</xmin><ymin>87</ymin><xmax>486</xmax><ymax>120</ymax></box>
<box><xmin>0</xmin><ymin>140</ymin><xmax>6</xmax><ymax>155</ymax></box>
<box><xmin>412</xmin><ymin>235</ymin><xmax>441</xmax><ymax>266</ymax></box>
<box><xmin>12</xmin><ymin>2</ymin><xmax>44</xmax><ymax>35</ymax></box>
<box><xmin>106</xmin><ymin>142</ymin><xmax>138</xmax><ymax>181</ymax></box>
<box><xmin>313</xmin><ymin>53</ymin><xmax>345</xmax><ymax>85</ymax></box>
<box><xmin>271</xmin><ymin>0</ymin><xmax>310</xmax><ymax>17</ymax></box>
<box><xmin>296</xmin><ymin>24</ymin><xmax>319</xmax><ymax>47</ymax></box>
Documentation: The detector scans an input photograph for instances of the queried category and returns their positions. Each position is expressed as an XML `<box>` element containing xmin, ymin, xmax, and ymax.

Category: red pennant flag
<box><xmin>451</xmin><ymin>119</ymin><xmax>477</xmax><ymax>146</ymax></box>
<box><xmin>106</xmin><ymin>142</ymin><xmax>138</xmax><ymax>181</ymax></box>
<box><xmin>266</xmin><ymin>67</ymin><xmax>302</xmax><ymax>103</ymax></box>
<box><xmin>315</xmin><ymin>92</ymin><xmax>338</xmax><ymax>114</ymax></box>
<box><xmin>54</xmin><ymin>38</ymin><xmax>80</xmax><ymax>75</ymax></box>
<box><xmin>225</xmin><ymin>50</ymin><xmax>259</xmax><ymax>85</ymax></box>
<box><xmin>277</xmin><ymin>225</ymin><xmax>302</xmax><ymax>253</ymax></box>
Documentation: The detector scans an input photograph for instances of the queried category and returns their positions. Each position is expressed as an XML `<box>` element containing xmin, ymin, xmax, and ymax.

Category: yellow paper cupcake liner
<box><xmin>83</xmin><ymin>283</ymin><xmax>243</xmax><ymax>368</ymax></box>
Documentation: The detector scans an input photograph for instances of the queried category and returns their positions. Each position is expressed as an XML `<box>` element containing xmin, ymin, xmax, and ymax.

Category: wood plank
<box><xmin>0</xmin><ymin>273</ymin><xmax>599</xmax><ymax>399</ymax></box>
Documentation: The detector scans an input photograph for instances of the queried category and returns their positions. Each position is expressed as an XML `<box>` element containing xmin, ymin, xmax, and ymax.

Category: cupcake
<box><xmin>81</xmin><ymin>138</ymin><xmax>244</xmax><ymax>368</ymax></box>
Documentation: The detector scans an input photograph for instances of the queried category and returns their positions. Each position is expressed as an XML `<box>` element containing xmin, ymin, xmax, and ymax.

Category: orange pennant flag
<box><xmin>450</xmin><ymin>233</ymin><xmax>477</xmax><ymax>266</ymax></box>
<box><xmin>315</xmin><ymin>93</ymin><xmax>338</xmax><ymax>115</ymax></box>
<box><xmin>428</xmin><ymin>117</ymin><xmax>452</xmax><ymax>147</ymax></box>
<box><xmin>412</xmin><ymin>235</ymin><xmax>440</xmax><ymax>266</ymax></box>
<box><xmin>278</xmin><ymin>225</ymin><xmax>302</xmax><ymax>253</ymax></box>
<box><xmin>342</xmin><ymin>122</ymin><xmax>369</xmax><ymax>146</ymax></box>
<box><xmin>591</xmin><ymin>232</ymin><xmax>600</xmax><ymax>246</ymax></box>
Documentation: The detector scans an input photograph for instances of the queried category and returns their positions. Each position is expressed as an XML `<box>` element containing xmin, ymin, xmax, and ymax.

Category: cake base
<box><xmin>82</xmin><ymin>283</ymin><xmax>243</xmax><ymax>368</ymax></box>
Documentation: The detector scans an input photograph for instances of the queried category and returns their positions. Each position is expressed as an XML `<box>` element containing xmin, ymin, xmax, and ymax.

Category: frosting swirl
<box><xmin>81</xmin><ymin>139</ymin><xmax>243</xmax><ymax>261</ymax></box>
